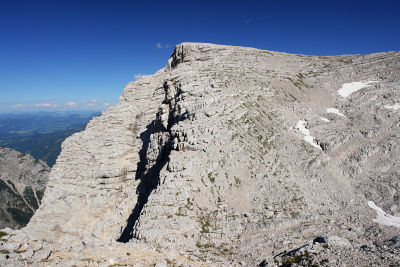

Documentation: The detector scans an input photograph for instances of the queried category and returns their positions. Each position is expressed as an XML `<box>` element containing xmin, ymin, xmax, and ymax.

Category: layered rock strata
<box><xmin>2</xmin><ymin>43</ymin><xmax>399</xmax><ymax>266</ymax></box>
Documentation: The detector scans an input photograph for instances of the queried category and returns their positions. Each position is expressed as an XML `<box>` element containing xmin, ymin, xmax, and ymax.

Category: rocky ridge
<box><xmin>0</xmin><ymin>147</ymin><xmax>49</xmax><ymax>230</ymax></box>
<box><xmin>1</xmin><ymin>43</ymin><xmax>400</xmax><ymax>266</ymax></box>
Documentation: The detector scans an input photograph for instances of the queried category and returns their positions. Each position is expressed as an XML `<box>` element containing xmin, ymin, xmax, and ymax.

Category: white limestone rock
<box><xmin>2</xmin><ymin>242</ymin><xmax>20</xmax><ymax>251</ymax></box>
<box><xmin>19</xmin><ymin>249</ymin><xmax>34</xmax><ymax>260</ymax></box>
<box><xmin>33</xmin><ymin>249</ymin><xmax>51</xmax><ymax>261</ymax></box>
<box><xmin>1</xmin><ymin>43</ymin><xmax>398</xmax><ymax>266</ymax></box>
<box><xmin>326</xmin><ymin>236</ymin><xmax>353</xmax><ymax>249</ymax></box>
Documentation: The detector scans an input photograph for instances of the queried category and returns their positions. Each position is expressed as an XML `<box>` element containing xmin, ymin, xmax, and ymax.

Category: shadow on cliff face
<box><xmin>117</xmin><ymin>120</ymin><xmax>171</xmax><ymax>243</ymax></box>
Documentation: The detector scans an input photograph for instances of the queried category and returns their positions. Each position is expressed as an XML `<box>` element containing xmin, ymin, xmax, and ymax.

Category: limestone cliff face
<box><xmin>21</xmin><ymin>43</ymin><xmax>400</xmax><ymax>265</ymax></box>
<box><xmin>24</xmin><ymin>68</ymin><xmax>167</xmax><ymax>245</ymax></box>
<box><xmin>0</xmin><ymin>147</ymin><xmax>49</xmax><ymax>229</ymax></box>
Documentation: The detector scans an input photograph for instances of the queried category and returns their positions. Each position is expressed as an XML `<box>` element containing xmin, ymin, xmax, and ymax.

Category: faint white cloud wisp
<box><xmin>156</xmin><ymin>42</ymin><xmax>170</xmax><ymax>49</ymax></box>
<box><xmin>12</xmin><ymin>104</ymin><xmax>23</xmax><ymax>108</ymax></box>
<box><xmin>35</xmin><ymin>103</ymin><xmax>58</xmax><ymax>107</ymax></box>
<box><xmin>65</xmin><ymin>101</ymin><xmax>76</xmax><ymax>106</ymax></box>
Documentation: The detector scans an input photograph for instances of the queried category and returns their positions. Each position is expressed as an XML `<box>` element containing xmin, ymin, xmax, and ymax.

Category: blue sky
<box><xmin>0</xmin><ymin>0</ymin><xmax>399</xmax><ymax>112</ymax></box>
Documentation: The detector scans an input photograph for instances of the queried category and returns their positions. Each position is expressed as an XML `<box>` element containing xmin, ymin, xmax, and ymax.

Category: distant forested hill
<box><xmin>0</xmin><ymin>111</ymin><xmax>100</xmax><ymax>166</ymax></box>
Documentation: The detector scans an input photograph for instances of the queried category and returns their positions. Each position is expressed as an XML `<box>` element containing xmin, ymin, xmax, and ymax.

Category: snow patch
<box><xmin>338</xmin><ymin>81</ymin><xmax>378</xmax><ymax>98</ymax></box>
<box><xmin>296</xmin><ymin>120</ymin><xmax>322</xmax><ymax>150</ymax></box>
<box><xmin>320</xmin><ymin>117</ymin><xmax>330</xmax><ymax>122</ymax></box>
<box><xmin>326</xmin><ymin>108</ymin><xmax>345</xmax><ymax>117</ymax></box>
<box><xmin>368</xmin><ymin>201</ymin><xmax>400</xmax><ymax>228</ymax></box>
<box><xmin>385</xmin><ymin>103</ymin><xmax>400</xmax><ymax>111</ymax></box>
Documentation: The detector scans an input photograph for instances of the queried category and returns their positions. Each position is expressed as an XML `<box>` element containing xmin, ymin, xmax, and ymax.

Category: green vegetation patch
<box><xmin>275</xmin><ymin>250</ymin><xmax>326</xmax><ymax>267</ymax></box>
<box><xmin>199</xmin><ymin>214</ymin><xmax>212</xmax><ymax>234</ymax></box>
<box><xmin>195</xmin><ymin>241</ymin><xmax>232</xmax><ymax>256</ymax></box>
<box><xmin>23</xmin><ymin>186</ymin><xmax>39</xmax><ymax>210</ymax></box>
<box><xmin>0</xmin><ymin>231</ymin><xmax>8</xmax><ymax>238</ymax></box>
<box><xmin>175</xmin><ymin>207</ymin><xmax>186</xmax><ymax>217</ymax></box>
<box><xmin>7</xmin><ymin>207</ymin><xmax>33</xmax><ymax>226</ymax></box>
<box><xmin>208</xmin><ymin>172</ymin><xmax>216</xmax><ymax>183</ymax></box>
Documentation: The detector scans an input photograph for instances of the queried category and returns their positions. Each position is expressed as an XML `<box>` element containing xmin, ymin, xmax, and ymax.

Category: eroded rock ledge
<box><xmin>1</xmin><ymin>43</ymin><xmax>400</xmax><ymax>266</ymax></box>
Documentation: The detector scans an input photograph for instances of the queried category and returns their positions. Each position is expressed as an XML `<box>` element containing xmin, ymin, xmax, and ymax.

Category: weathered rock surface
<box><xmin>0</xmin><ymin>147</ymin><xmax>49</xmax><ymax>229</ymax></box>
<box><xmin>1</xmin><ymin>43</ymin><xmax>400</xmax><ymax>266</ymax></box>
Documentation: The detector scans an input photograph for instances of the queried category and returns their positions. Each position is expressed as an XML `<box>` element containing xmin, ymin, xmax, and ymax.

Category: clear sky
<box><xmin>0</xmin><ymin>0</ymin><xmax>399</xmax><ymax>112</ymax></box>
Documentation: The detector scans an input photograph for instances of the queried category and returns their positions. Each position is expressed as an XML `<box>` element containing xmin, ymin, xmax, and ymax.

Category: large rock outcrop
<box><xmin>2</xmin><ymin>43</ymin><xmax>400</xmax><ymax>266</ymax></box>
<box><xmin>0</xmin><ymin>147</ymin><xmax>49</xmax><ymax>229</ymax></box>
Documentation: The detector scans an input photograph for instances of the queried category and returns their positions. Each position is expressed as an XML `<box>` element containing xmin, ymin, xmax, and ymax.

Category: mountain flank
<box><xmin>0</xmin><ymin>147</ymin><xmax>49</xmax><ymax>229</ymax></box>
<box><xmin>1</xmin><ymin>43</ymin><xmax>399</xmax><ymax>266</ymax></box>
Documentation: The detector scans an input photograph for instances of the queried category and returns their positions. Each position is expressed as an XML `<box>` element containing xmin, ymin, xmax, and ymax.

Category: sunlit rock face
<box><xmin>3</xmin><ymin>43</ymin><xmax>399</xmax><ymax>266</ymax></box>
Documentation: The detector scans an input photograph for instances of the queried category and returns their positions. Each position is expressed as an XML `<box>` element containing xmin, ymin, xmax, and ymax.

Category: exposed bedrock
<box><xmin>12</xmin><ymin>43</ymin><xmax>400</xmax><ymax>265</ymax></box>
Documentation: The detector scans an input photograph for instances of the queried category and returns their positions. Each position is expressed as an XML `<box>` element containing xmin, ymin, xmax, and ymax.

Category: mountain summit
<box><xmin>1</xmin><ymin>43</ymin><xmax>400</xmax><ymax>266</ymax></box>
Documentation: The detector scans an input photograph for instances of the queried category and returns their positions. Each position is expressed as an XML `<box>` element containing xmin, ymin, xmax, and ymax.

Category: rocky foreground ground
<box><xmin>1</xmin><ymin>43</ymin><xmax>399</xmax><ymax>266</ymax></box>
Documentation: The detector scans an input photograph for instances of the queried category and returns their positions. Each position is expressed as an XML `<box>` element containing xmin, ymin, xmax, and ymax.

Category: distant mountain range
<box><xmin>0</xmin><ymin>111</ymin><xmax>100</xmax><ymax>166</ymax></box>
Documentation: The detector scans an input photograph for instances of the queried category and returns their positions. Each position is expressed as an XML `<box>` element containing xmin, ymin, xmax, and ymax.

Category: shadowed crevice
<box><xmin>117</xmin><ymin>121</ymin><xmax>171</xmax><ymax>243</ymax></box>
